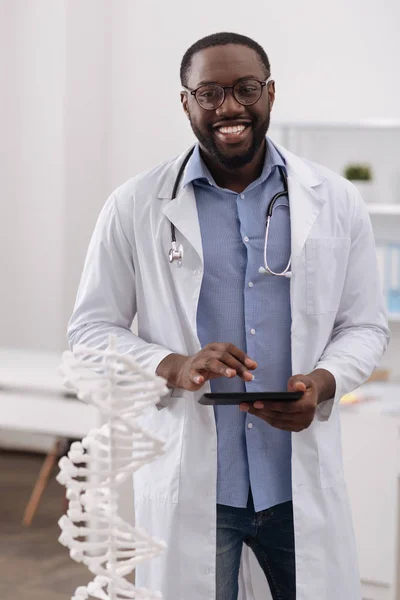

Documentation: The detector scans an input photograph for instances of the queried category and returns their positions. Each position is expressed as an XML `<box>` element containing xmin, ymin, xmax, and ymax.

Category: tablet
<box><xmin>198</xmin><ymin>391</ymin><xmax>303</xmax><ymax>406</ymax></box>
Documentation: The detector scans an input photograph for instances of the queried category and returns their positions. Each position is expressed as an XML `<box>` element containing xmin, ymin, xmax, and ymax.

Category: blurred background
<box><xmin>0</xmin><ymin>1</ymin><xmax>399</xmax><ymax>599</ymax></box>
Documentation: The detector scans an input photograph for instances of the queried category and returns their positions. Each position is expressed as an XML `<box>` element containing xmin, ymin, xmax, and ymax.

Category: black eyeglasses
<box><xmin>184</xmin><ymin>77</ymin><xmax>272</xmax><ymax>111</ymax></box>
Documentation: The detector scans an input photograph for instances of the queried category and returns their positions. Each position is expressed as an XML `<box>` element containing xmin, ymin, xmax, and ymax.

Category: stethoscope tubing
<box><xmin>168</xmin><ymin>148</ymin><xmax>291</xmax><ymax>277</ymax></box>
<box><xmin>170</xmin><ymin>147</ymin><xmax>196</xmax><ymax>246</ymax></box>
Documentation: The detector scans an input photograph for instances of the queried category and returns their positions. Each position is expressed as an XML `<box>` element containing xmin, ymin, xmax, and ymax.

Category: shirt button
<box><xmin>243</xmin><ymin>236</ymin><xmax>249</xmax><ymax>243</ymax></box>
<box><xmin>240</xmin><ymin>194</ymin><xmax>245</xmax><ymax>199</ymax></box>
<box><xmin>250</xmin><ymin>328</ymin><xmax>256</xmax><ymax>335</ymax></box>
<box><xmin>248</xmin><ymin>282</ymin><xmax>254</xmax><ymax>288</ymax></box>
<box><xmin>247</xmin><ymin>423</ymin><xmax>253</xmax><ymax>429</ymax></box>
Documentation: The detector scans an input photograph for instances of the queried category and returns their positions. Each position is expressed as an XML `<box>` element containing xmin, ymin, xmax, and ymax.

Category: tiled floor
<box><xmin>0</xmin><ymin>449</ymin><xmax>90</xmax><ymax>599</ymax></box>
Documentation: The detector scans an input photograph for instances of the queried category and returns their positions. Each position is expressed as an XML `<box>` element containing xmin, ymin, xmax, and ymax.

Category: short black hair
<box><xmin>180</xmin><ymin>32</ymin><xmax>271</xmax><ymax>87</ymax></box>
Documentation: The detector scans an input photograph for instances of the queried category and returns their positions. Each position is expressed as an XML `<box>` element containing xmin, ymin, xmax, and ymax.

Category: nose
<box><xmin>215</xmin><ymin>88</ymin><xmax>246</xmax><ymax>117</ymax></box>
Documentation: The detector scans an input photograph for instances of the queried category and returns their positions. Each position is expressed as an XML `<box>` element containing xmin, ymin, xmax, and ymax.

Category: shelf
<box><xmin>367</xmin><ymin>204</ymin><xmax>400</xmax><ymax>215</ymax></box>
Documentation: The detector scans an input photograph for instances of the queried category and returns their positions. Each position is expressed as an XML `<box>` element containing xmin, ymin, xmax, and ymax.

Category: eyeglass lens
<box><xmin>195</xmin><ymin>80</ymin><xmax>263</xmax><ymax>110</ymax></box>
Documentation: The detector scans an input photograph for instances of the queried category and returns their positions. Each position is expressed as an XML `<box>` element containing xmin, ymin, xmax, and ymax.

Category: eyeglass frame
<box><xmin>183</xmin><ymin>76</ymin><xmax>273</xmax><ymax>110</ymax></box>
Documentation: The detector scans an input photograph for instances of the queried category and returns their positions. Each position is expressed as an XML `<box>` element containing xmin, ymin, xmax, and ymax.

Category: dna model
<box><xmin>57</xmin><ymin>336</ymin><xmax>168</xmax><ymax>600</ymax></box>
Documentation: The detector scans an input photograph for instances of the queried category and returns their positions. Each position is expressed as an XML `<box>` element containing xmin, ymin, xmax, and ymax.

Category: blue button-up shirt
<box><xmin>183</xmin><ymin>138</ymin><xmax>292</xmax><ymax>512</ymax></box>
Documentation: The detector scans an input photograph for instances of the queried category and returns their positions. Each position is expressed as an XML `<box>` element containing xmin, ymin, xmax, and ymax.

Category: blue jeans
<box><xmin>216</xmin><ymin>497</ymin><xmax>296</xmax><ymax>600</ymax></box>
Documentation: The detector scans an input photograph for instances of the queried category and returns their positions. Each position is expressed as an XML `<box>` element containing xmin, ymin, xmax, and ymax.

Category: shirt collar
<box><xmin>182</xmin><ymin>137</ymin><xmax>286</xmax><ymax>189</ymax></box>
<box><xmin>182</xmin><ymin>144</ymin><xmax>214</xmax><ymax>187</ymax></box>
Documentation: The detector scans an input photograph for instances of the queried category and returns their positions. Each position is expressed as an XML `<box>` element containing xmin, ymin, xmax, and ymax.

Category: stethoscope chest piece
<box><xmin>169</xmin><ymin>241</ymin><xmax>183</xmax><ymax>267</ymax></box>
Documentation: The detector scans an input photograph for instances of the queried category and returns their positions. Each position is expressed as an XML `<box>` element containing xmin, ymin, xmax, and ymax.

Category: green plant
<box><xmin>343</xmin><ymin>164</ymin><xmax>372</xmax><ymax>181</ymax></box>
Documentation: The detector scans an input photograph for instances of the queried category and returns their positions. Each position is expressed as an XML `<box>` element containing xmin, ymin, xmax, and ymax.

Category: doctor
<box><xmin>68</xmin><ymin>32</ymin><xmax>389</xmax><ymax>600</ymax></box>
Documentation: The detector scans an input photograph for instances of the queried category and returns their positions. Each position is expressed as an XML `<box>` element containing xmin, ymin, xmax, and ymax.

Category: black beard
<box><xmin>188</xmin><ymin>112</ymin><xmax>270</xmax><ymax>170</ymax></box>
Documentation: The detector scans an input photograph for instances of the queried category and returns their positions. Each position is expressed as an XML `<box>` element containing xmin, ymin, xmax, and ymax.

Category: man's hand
<box><xmin>156</xmin><ymin>343</ymin><xmax>257</xmax><ymax>391</ymax></box>
<box><xmin>239</xmin><ymin>369</ymin><xmax>336</xmax><ymax>432</ymax></box>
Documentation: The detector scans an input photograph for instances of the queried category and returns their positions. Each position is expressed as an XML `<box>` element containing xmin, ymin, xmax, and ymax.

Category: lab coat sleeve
<box><xmin>67</xmin><ymin>194</ymin><xmax>174</xmax><ymax>392</ymax></box>
<box><xmin>314</xmin><ymin>185</ymin><xmax>390</xmax><ymax>420</ymax></box>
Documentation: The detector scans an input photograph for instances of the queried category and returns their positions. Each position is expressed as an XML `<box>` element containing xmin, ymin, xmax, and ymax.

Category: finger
<box><xmin>188</xmin><ymin>370</ymin><xmax>205</xmax><ymax>386</ymax></box>
<box><xmin>199</xmin><ymin>358</ymin><xmax>238</xmax><ymax>379</ymax></box>
<box><xmin>245</xmin><ymin>406</ymin><xmax>303</xmax><ymax>422</ymax></box>
<box><xmin>267</xmin><ymin>421</ymin><xmax>305</xmax><ymax>432</ymax></box>
<box><xmin>241</xmin><ymin>406</ymin><xmax>306</xmax><ymax>431</ymax></box>
<box><xmin>242</xmin><ymin>399</ymin><xmax>305</xmax><ymax>413</ymax></box>
<box><xmin>287</xmin><ymin>376</ymin><xmax>310</xmax><ymax>392</ymax></box>
<box><xmin>261</xmin><ymin>397</ymin><xmax>308</xmax><ymax>413</ymax></box>
<box><xmin>248</xmin><ymin>410</ymin><xmax>307</xmax><ymax>431</ymax></box>
<box><xmin>188</xmin><ymin>363</ymin><xmax>236</xmax><ymax>386</ymax></box>
<box><xmin>196</xmin><ymin>351</ymin><xmax>254</xmax><ymax>381</ymax></box>
<box><xmin>250</xmin><ymin>402</ymin><xmax>298</xmax><ymax>414</ymax></box>
<box><xmin>215</xmin><ymin>351</ymin><xmax>255</xmax><ymax>381</ymax></box>
<box><xmin>210</xmin><ymin>343</ymin><xmax>258</xmax><ymax>370</ymax></box>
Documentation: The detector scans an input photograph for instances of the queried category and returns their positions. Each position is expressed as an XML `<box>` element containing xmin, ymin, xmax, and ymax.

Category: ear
<box><xmin>181</xmin><ymin>91</ymin><xmax>190</xmax><ymax>118</ymax></box>
<box><xmin>267</xmin><ymin>80</ymin><xmax>276</xmax><ymax>111</ymax></box>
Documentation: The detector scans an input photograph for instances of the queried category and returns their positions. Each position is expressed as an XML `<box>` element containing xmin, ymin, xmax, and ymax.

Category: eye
<box><xmin>239</xmin><ymin>85</ymin><xmax>258</xmax><ymax>94</ymax></box>
<box><xmin>198</xmin><ymin>87</ymin><xmax>219</xmax><ymax>98</ymax></box>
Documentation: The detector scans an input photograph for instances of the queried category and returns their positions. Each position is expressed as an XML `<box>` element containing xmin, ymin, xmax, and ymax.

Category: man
<box><xmin>68</xmin><ymin>32</ymin><xmax>389</xmax><ymax>600</ymax></box>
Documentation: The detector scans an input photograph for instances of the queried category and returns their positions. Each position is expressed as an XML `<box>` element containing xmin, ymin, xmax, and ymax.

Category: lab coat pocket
<box><xmin>305</xmin><ymin>238</ymin><xmax>350</xmax><ymax>315</ymax></box>
<box><xmin>133</xmin><ymin>398</ymin><xmax>186</xmax><ymax>503</ymax></box>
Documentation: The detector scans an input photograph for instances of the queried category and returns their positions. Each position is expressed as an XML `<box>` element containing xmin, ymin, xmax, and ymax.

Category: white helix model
<box><xmin>57</xmin><ymin>335</ymin><xmax>168</xmax><ymax>600</ymax></box>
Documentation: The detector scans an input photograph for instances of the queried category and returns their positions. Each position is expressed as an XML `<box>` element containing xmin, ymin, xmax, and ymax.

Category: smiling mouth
<box><xmin>217</xmin><ymin>124</ymin><xmax>248</xmax><ymax>134</ymax></box>
<box><xmin>214</xmin><ymin>123</ymin><xmax>251</xmax><ymax>144</ymax></box>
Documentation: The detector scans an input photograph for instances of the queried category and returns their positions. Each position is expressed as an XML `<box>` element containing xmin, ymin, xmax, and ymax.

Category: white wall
<box><xmin>0</xmin><ymin>0</ymin><xmax>16</xmax><ymax>317</ymax></box>
<box><xmin>108</xmin><ymin>0</ymin><xmax>400</xmax><ymax>186</ymax></box>
<box><xmin>0</xmin><ymin>1</ymin><xmax>68</xmax><ymax>351</ymax></box>
<box><xmin>63</xmin><ymin>1</ymin><xmax>112</xmax><ymax>332</ymax></box>
<box><xmin>0</xmin><ymin>1</ymin><xmax>113</xmax><ymax>353</ymax></box>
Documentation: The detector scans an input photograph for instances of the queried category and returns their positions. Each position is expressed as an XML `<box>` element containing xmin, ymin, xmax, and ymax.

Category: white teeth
<box><xmin>218</xmin><ymin>124</ymin><xmax>247</xmax><ymax>134</ymax></box>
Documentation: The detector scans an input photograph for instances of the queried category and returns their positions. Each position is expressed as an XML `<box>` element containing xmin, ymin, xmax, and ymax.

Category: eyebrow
<box><xmin>196</xmin><ymin>75</ymin><xmax>259</xmax><ymax>87</ymax></box>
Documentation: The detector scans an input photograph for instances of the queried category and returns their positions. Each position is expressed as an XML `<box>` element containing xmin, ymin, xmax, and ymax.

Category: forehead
<box><xmin>188</xmin><ymin>44</ymin><xmax>265</xmax><ymax>87</ymax></box>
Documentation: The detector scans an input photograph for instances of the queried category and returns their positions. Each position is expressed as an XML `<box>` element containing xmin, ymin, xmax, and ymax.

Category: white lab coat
<box><xmin>68</xmin><ymin>142</ymin><xmax>390</xmax><ymax>600</ymax></box>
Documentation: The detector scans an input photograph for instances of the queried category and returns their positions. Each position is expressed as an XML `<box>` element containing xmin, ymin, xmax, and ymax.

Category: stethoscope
<box><xmin>168</xmin><ymin>148</ymin><xmax>292</xmax><ymax>278</ymax></box>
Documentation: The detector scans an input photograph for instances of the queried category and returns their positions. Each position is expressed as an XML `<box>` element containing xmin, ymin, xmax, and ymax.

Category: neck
<box><xmin>200</xmin><ymin>140</ymin><xmax>267</xmax><ymax>194</ymax></box>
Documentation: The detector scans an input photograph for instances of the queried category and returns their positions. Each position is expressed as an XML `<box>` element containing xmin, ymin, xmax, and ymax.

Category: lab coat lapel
<box><xmin>159</xmin><ymin>148</ymin><xmax>203</xmax><ymax>266</ymax></box>
<box><xmin>274</xmin><ymin>143</ymin><xmax>327</xmax><ymax>264</ymax></box>
<box><xmin>162</xmin><ymin>184</ymin><xmax>203</xmax><ymax>265</ymax></box>
<box><xmin>287</xmin><ymin>175</ymin><xmax>325</xmax><ymax>264</ymax></box>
